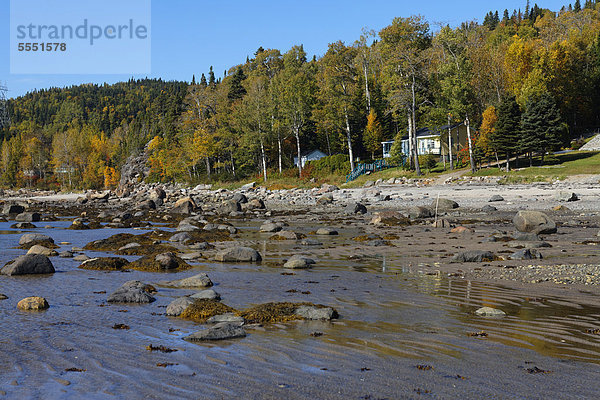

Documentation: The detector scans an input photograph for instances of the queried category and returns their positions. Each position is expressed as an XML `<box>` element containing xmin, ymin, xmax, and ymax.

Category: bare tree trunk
<box><xmin>230</xmin><ymin>151</ymin><xmax>236</xmax><ymax>178</ymax></box>
<box><xmin>260</xmin><ymin>138</ymin><xmax>267</xmax><ymax>182</ymax></box>
<box><xmin>325</xmin><ymin>131</ymin><xmax>331</xmax><ymax>156</ymax></box>
<box><xmin>363</xmin><ymin>62</ymin><xmax>371</xmax><ymax>112</ymax></box>
<box><xmin>448</xmin><ymin>114</ymin><xmax>453</xmax><ymax>170</ymax></box>
<box><xmin>205</xmin><ymin>157</ymin><xmax>211</xmax><ymax>179</ymax></box>
<box><xmin>344</xmin><ymin>108</ymin><xmax>355</xmax><ymax>171</ymax></box>
<box><xmin>495</xmin><ymin>151</ymin><xmax>500</xmax><ymax>168</ymax></box>
<box><xmin>295</xmin><ymin>125</ymin><xmax>302</xmax><ymax>177</ymax></box>
<box><xmin>506</xmin><ymin>152</ymin><xmax>510</xmax><ymax>172</ymax></box>
<box><xmin>407</xmin><ymin>114</ymin><xmax>413</xmax><ymax>169</ymax></box>
<box><xmin>465</xmin><ymin>115</ymin><xmax>475</xmax><ymax>173</ymax></box>
<box><xmin>277</xmin><ymin>132</ymin><xmax>283</xmax><ymax>174</ymax></box>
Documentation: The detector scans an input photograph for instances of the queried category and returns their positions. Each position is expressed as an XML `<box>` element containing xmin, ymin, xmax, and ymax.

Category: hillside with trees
<box><xmin>2</xmin><ymin>1</ymin><xmax>600</xmax><ymax>189</ymax></box>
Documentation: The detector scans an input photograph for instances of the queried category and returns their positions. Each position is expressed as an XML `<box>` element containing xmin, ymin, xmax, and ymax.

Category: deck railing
<box><xmin>345</xmin><ymin>159</ymin><xmax>393</xmax><ymax>182</ymax></box>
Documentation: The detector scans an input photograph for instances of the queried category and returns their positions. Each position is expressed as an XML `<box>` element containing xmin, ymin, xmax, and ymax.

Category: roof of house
<box><xmin>294</xmin><ymin>149</ymin><xmax>327</xmax><ymax>160</ymax></box>
<box><xmin>396</xmin><ymin>122</ymin><xmax>465</xmax><ymax>141</ymax></box>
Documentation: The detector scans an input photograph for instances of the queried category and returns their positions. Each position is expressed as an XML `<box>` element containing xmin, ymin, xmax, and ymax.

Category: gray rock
<box><xmin>207</xmin><ymin>313</ymin><xmax>244</xmax><ymax>324</ymax></box>
<box><xmin>184</xmin><ymin>322</ymin><xmax>246</xmax><ymax>341</ymax></box>
<box><xmin>19</xmin><ymin>233</ymin><xmax>54</xmax><ymax>246</ymax></box>
<box><xmin>26</xmin><ymin>245</ymin><xmax>58</xmax><ymax>257</ymax></box>
<box><xmin>283</xmin><ymin>255</ymin><xmax>316</xmax><ymax>269</ymax></box>
<box><xmin>513</xmin><ymin>211</ymin><xmax>557</xmax><ymax>234</ymax></box>
<box><xmin>475</xmin><ymin>307</ymin><xmax>506</xmax><ymax>317</ymax></box>
<box><xmin>59</xmin><ymin>251</ymin><xmax>74</xmax><ymax>258</ymax></box>
<box><xmin>154</xmin><ymin>252</ymin><xmax>179</xmax><ymax>270</ymax></box>
<box><xmin>482</xmin><ymin>205</ymin><xmax>497</xmax><ymax>212</ymax></box>
<box><xmin>316</xmin><ymin>194</ymin><xmax>333</xmax><ymax>205</ymax></box>
<box><xmin>452</xmin><ymin>250</ymin><xmax>495</xmax><ymax>263</ymax></box>
<box><xmin>166</xmin><ymin>297</ymin><xmax>195</xmax><ymax>316</ymax></box>
<box><xmin>246</xmin><ymin>198</ymin><xmax>265</xmax><ymax>209</ymax></box>
<box><xmin>431</xmin><ymin>198</ymin><xmax>459</xmax><ymax>210</ymax></box>
<box><xmin>260</xmin><ymin>222</ymin><xmax>282</xmax><ymax>233</ymax></box>
<box><xmin>172</xmin><ymin>197</ymin><xmax>196</xmax><ymax>214</ymax></box>
<box><xmin>3</xmin><ymin>204</ymin><xmax>25</xmax><ymax>215</ymax></box>
<box><xmin>513</xmin><ymin>232</ymin><xmax>541</xmax><ymax>241</ymax></box>
<box><xmin>295</xmin><ymin>306</ymin><xmax>337</xmax><ymax>320</ymax></box>
<box><xmin>315</xmin><ymin>228</ymin><xmax>338</xmax><ymax>235</ymax></box>
<box><xmin>232</xmin><ymin>193</ymin><xmax>248</xmax><ymax>204</ymax></box>
<box><xmin>488</xmin><ymin>195</ymin><xmax>504</xmax><ymax>202</ymax></box>
<box><xmin>170</xmin><ymin>232</ymin><xmax>192</xmax><ymax>244</ymax></box>
<box><xmin>240</xmin><ymin>181</ymin><xmax>256</xmax><ymax>190</ymax></box>
<box><xmin>107</xmin><ymin>281</ymin><xmax>155</xmax><ymax>303</ymax></box>
<box><xmin>300</xmin><ymin>239</ymin><xmax>323</xmax><ymax>246</ymax></box>
<box><xmin>432</xmin><ymin>219</ymin><xmax>451</xmax><ymax>228</ymax></box>
<box><xmin>118</xmin><ymin>242</ymin><xmax>141</xmax><ymax>251</ymax></box>
<box><xmin>0</xmin><ymin>293</ymin><xmax>7</xmax><ymax>300</ymax></box>
<box><xmin>270</xmin><ymin>230</ymin><xmax>299</xmax><ymax>240</ymax></box>
<box><xmin>73</xmin><ymin>254</ymin><xmax>90</xmax><ymax>262</ymax></box>
<box><xmin>219</xmin><ymin>200</ymin><xmax>241</xmax><ymax>214</ymax></box>
<box><xmin>161</xmin><ymin>273</ymin><xmax>213</xmax><ymax>288</ymax></box>
<box><xmin>407</xmin><ymin>206</ymin><xmax>432</xmax><ymax>219</ymax></box>
<box><xmin>1</xmin><ymin>254</ymin><xmax>55</xmax><ymax>276</ymax></box>
<box><xmin>346</xmin><ymin>202</ymin><xmax>367</xmax><ymax>215</ymax></box>
<box><xmin>11</xmin><ymin>222</ymin><xmax>37</xmax><ymax>229</ymax></box>
<box><xmin>555</xmin><ymin>191</ymin><xmax>578</xmax><ymax>202</ymax></box>
<box><xmin>190</xmin><ymin>289</ymin><xmax>220</xmax><ymax>300</ymax></box>
<box><xmin>509</xmin><ymin>249</ymin><xmax>543</xmax><ymax>260</ymax></box>
<box><xmin>214</xmin><ymin>247</ymin><xmax>262</xmax><ymax>262</ymax></box>
<box><xmin>15</xmin><ymin>212</ymin><xmax>41</xmax><ymax>222</ymax></box>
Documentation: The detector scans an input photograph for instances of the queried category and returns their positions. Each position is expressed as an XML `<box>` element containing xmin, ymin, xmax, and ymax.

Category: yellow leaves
<box><xmin>103</xmin><ymin>166</ymin><xmax>119</xmax><ymax>188</ymax></box>
<box><xmin>478</xmin><ymin>106</ymin><xmax>497</xmax><ymax>156</ymax></box>
<box><xmin>148</xmin><ymin>135</ymin><xmax>163</xmax><ymax>151</ymax></box>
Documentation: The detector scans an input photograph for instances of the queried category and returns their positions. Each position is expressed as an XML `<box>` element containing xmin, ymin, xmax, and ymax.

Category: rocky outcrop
<box><xmin>1</xmin><ymin>254</ymin><xmax>55</xmax><ymax>276</ymax></box>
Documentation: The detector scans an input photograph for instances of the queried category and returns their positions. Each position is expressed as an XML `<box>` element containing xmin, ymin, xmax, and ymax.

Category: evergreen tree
<box><xmin>208</xmin><ymin>66</ymin><xmax>216</xmax><ymax>86</ymax></box>
<box><xmin>227</xmin><ymin>67</ymin><xmax>247</xmax><ymax>101</ymax></box>
<box><xmin>191</xmin><ymin>75</ymin><xmax>196</xmax><ymax>85</ymax></box>
<box><xmin>492</xmin><ymin>95</ymin><xmax>521</xmax><ymax>171</ymax></box>
<box><xmin>521</xmin><ymin>93</ymin><xmax>566</xmax><ymax>164</ymax></box>
<box><xmin>200</xmin><ymin>73</ymin><xmax>207</xmax><ymax>88</ymax></box>
<box><xmin>503</xmin><ymin>9</ymin><xmax>510</xmax><ymax>22</ymax></box>
<box><xmin>574</xmin><ymin>0</ymin><xmax>582</xmax><ymax>11</ymax></box>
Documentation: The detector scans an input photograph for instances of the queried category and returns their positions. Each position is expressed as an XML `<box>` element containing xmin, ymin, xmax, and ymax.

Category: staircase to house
<box><xmin>346</xmin><ymin>159</ymin><xmax>393</xmax><ymax>182</ymax></box>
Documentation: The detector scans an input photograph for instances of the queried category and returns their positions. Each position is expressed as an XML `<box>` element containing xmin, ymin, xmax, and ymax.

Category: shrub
<box><xmin>308</xmin><ymin>154</ymin><xmax>350</xmax><ymax>176</ymax></box>
<box><xmin>418</xmin><ymin>154</ymin><xmax>438</xmax><ymax>171</ymax></box>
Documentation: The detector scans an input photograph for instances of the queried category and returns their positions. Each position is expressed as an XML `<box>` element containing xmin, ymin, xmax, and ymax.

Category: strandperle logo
<box><xmin>10</xmin><ymin>0</ymin><xmax>151</xmax><ymax>74</ymax></box>
<box><xmin>15</xmin><ymin>19</ymin><xmax>149</xmax><ymax>45</ymax></box>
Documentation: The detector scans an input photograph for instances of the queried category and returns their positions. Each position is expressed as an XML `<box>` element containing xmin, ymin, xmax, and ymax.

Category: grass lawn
<box><xmin>471</xmin><ymin>151</ymin><xmax>600</xmax><ymax>183</ymax></box>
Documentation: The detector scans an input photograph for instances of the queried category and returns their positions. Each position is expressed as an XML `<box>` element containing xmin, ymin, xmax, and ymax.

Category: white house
<box><xmin>294</xmin><ymin>149</ymin><xmax>327</xmax><ymax>168</ymax></box>
<box><xmin>382</xmin><ymin>123</ymin><xmax>467</xmax><ymax>160</ymax></box>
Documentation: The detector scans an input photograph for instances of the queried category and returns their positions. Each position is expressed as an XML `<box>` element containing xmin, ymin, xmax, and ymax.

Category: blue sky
<box><xmin>1</xmin><ymin>0</ymin><xmax>570</xmax><ymax>98</ymax></box>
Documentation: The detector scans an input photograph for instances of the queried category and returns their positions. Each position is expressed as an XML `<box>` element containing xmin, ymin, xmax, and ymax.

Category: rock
<box><xmin>219</xmin><ymin>200</ymin><xmax>241</xmax><ymax>214</ymax></box>
<box><xmin>190</xmin><ymin>289</ymin><xmax>221</xmax><ymax>300</ymax></box>
<box><xmin>89</xmin><ymin>191</ymin><xmax>110</xmax><ymax>201</ymax></box>
<box><xmin>184</xmin><ymin>322</ymin><xmax>246</xmax><ymax>341</ymax></box>
<box><xmin>11</xmin><ymin>222</ymin><xmax>37</xmax><ymax>229</ymax></box>
<box><xmin>138</xmin><ymin>199</ymin><xmax>156</xmax><ymax>210</ymax></box>
<box><xmin>555</xmin><ymin>191</ymin><xmax>578</xmax><ymax>202</ymax></box>
<box><xmin>407</xmin><ymin>206</ymin><xmax>432</xmax><ymax>219</ymax></box>
<box><xmin>295</xmin><ymin>306</ymin><xmax>337</xmax><ymax>320</ymax></box>
<box><xmin>346</xmin><ymin>202</ymin><xmax>367</xmax><ymax>215</ymax></box>
<box><xmin>78</xmin><ymin>257</ymin><xmax>130</xmax><ymax>271</ymax></box>
<box><xmin>232</xmin><ymin>193</ymin><xmax>248</xmax><ymax>204</ymax></box>
<box><xmin>172</xmin><ymin>197</ymin><xmax>196</xmax><ymax>214</ymax></box>
<box><xmin>241</xmin><ymin>181</ymin><xmax>256</xmax><ymax>190</ymax></box>
<box><xmin>0</xmin><ymin>294</ymin><xmax>7</xmax><ymax>300</ymax></box>
<box><xmin>214</xmin><ymin>247</ymin><xmax>262</xmax><ymax>262</ymax></box>
<box><xmin>370</xmin><ymin>211</ymin><xmax>410</xmax><ymax>226</ymax></box>
<box><xmin>316</xmin><ymin>194</ymin><xmax>333</xmax><ymax>205</ymax></box>
<box><xmin>1</xmin><ymin>254</ymin><xmax>55</xmax><ymax>276</ymax></box>
<box><xmin>107</xmin><ymin>281</ymin><xmax>156</xmax><ymax>303</ymax></box>
<box><xmin>166</xmin><ymin>297</ymin><xmax>195</xmax><ymax>316</ymax></box>
<box><xmin>59</xmin><ymin>251</ymin><xmax>74</xmax><ymax>258</ymax></box>
<box><xmin>482</xmin><ymin>205</ymin><xmax>497</xmax><ymax>212</ymax></box>
<box><xmin>17</xmin><ymin>296</ymin><xmax>49</xmax><ymax>311</ymax></box>
<box><xmin>300</xmin><ymin>239</ymin><xmax>322</xmax><ymax>246</ymax></box>
<box><xmin>169</xmin><ymin>232</ymin><xmax>192</xmax><ymax>244</ymax></box>
<box><xmin>509</xmin><ymin>249</ymin><xmax>543</xmax><ymax>260</ymax></box>
<box><xmin>432</xmin><ymin>219</ymin><xmax>451</xmax><ymax>228</ymax></box>
<box><xmin>488</xmin><ymin>195</ymin><xmax>504</xmax><ymax>202</ymax></box>
<box><xmin>26</xmin><ymin>245</ymin><xmax>58</xmax><ymax>257</ymax></box>
<box><xmin>154</xmin><ymin>252</ymin><xmax>180</xmax><ymax>270</ymax></box>
<box><xmin>450</xmin><ymin>226</ymin><xmax>473</xmax><ymax>234</ymax></box>
<box><xmin>513</xmin><ymin>211</ymin><xmax>557</xmax><ymax>234</ymax></box>
<box><xmin>19</xmin><ymin>233</ymin><xmax>54</xmax><ymax>247</ymax></box>
<box><xmin>68</xmin><ymin>218</ymin><xmax>89</xmax><ymax>230</ymax></box>
<box><xmin>270</xmin><ymin>230</ymin><xmax>300</xmax><ymax>240</ymax></box>
<box><xmin>315</xmin><ymin>228</ymin><xmax>338</xmax><ymax>235</ymax></box>
<box><xmin>452</xmin><ymin>250</ymin><xmax>495</xmax><ymax>263</ymax></box>
<box><xmin>317</xmin><ymin>184</ymin><xmax>339</xmax><ymax>194</ymax></box>
<box><xmin>180</xmin><ymin>252</ymin><xmax>203</xmax><ymax>261</ymax></box>
<box><xmin>474</xmin><ymin>307</ymin><xmax>506</xmax><ymax>317</ymax></box>
<box><xmin>260</xmin><ymin>222</ymin><xmax>283</xmax><ymax>233</ymax></box>
<box><xmin>283</xmin><ymin>255</ymin><xmax>316</xmax><ymax>269</ymax></box>
<box><xmin>73</xmin><ymin>254</ymin><xmax>90</xmax><ymax>262</ymax></box>
<box><xmin>246</xmin><ymin>198</ymin><xmax>265</xmax><ymax>209</ymax></box>
<box><xmin>15</xmin><ymin>212</ymin><xmax>41</xmax><ymax>222</ymax></box>
<box><xmin>3</xmin><ymin>204</ymin><xmax>25</xmax><ymax>215</ymax></box>
<box><xmin>161</xmin><ymin>273</ymin><xmax>213</xmax><ymax>288</ymax></box>
<box><xmin>553</xmin><ymin>205</ymin><xmax>571</xmax><ymax>212</ymax></box>
<box><xmin>149</xmin><ymin>187</ymin><xmax>166</xmax><ymax>201</ymax></box>
<box><xmin>363</xmin><ymin>180</ymin><xmax>374</xmax><ymax>188</ymax></box>
<box><xmin>118</xmin><ymin>242</ymin><xmax>141</xmax><ymax>251</ymax></box>
<box><xmin>431</xmin><ymin>198</ymin><xmax>459</xmax><ymax>210</ymax></box>
<box><xmin>207</xmin><ymin>313</ymin><xmax>244</xmax><ymax>324</ymax></box>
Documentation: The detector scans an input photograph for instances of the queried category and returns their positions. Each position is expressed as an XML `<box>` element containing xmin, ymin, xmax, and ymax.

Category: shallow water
<box><xmin>1</xmin><ymin>220</ymin><xmax>600</xmax><ymax>399</ymax></box>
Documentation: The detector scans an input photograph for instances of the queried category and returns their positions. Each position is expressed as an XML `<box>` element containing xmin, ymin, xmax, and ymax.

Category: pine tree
<box><xmin>503</xmin><ymin>9</ymin><xmax>510</xmax><ymax>22</ymax></box>
<box><xmin>227</xmin><ymin>67</ymin><xmax>247</xmax><ymax>101</ymax></box>
<box><xmin>521</xmin><ymin>93</ymin><xmax>566</xmax><ymax>164</ymax></box>
<box><xmin>492</xmin><ymin>96</ymin><xmax>521</xmax><ymax>171</ymax></box>
<box><xmin>191</xmin><ymin>75</ymin><xmax>196</xmax><ymax>85</ymax></box>
<box><xmin>575</xmin><ymin>0</ymin><xmax>582</xmax><ymax>11</ymax></box>
<box><xmin>200</xmin><ymin>73</ymin><xmax>207</xmax><ymax>88</ymax></box>
<box><xmin>208</xmin><ymin>66</ymin><xmax>216</xmax><ymax>86</ymax></box>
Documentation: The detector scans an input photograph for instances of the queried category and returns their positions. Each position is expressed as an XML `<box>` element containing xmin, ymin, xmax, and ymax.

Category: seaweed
<box><xmin>179</xmin><ymin>299</ymin><xmax>238</xmax><ymax>323</ymax></box>
<box><xmin>78</xmin><ymin>257</ymin><xmax>130</xmax><ymax>271</ymax></box>
<box><xmin>128</xmin><ymin>253</ymin><xmax>192</xmax><ymax>272</ymax></box>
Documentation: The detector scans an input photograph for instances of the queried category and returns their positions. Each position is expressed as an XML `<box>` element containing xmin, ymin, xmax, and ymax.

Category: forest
<box><xmin>1</xmin><ymin>0</ymin><xmax>600</xmax><ymax>189</ymax></box>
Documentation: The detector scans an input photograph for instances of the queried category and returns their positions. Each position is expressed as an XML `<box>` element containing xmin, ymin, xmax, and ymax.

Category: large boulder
<box><xmin>1</xmin><ymin>254</ymin><xmax>55</xmax><ymax>276</ymax></box>
<box><xmin>283</xmin><ymin>255</ymin><xmax>315</xmax><ymax>269</ymax></box>
<box><xmin>107</xmin><ymin>281</ymin><xmax>156</xmax><ymax>303</ymax></box>
<box><xmin>407</xmin><ymin>206</ymin><xmax>432</xmax><ymax>219</ymax></box>
<box><xmin>346</xmin><ymin>202</ymin><xmax>367</xmax><ymax>215</ymax></box>
<box><xmin>161</xmin><ymin>273</ymin><xmax>213</xmax><ymax>288</ymax></box>
<box><xmin>214</xmin><ymin>247</ymin><xmax>262</xmax><ymax>262</ymax></box>
<box><xmin>166</xmin><ymin>297</ymin><xmax>195</xmax><ymax>316</ymax></box>
<box><xmin>3</xmin><ymin>204</ymin><xmax>25</xmax><ymax>215</ymax></box>
<box><xmin>172</xmin><ymin>197</ymin><xmax>196</xmax><ymax>214</ymax></box>
<box><xmin>295</xmin><ymin>306</ymin><xmax>337</xmax><ymax>320</ymax></box>
<box><xmin>370</xmin><ymin>211</ymin><xmax>410</xmax><ymax>226</ymax></box>
<box><xmin>15</xmin><ymin>212</ymin><xmax>41</xmax><ymax>222</ymax></box>
<box><xmin>19</xmin><ymin>233</ymin><xmax>54</xmax><ymax>247</ymax></box>
<box><xmin>452</xmin><ymin>250</ymin><xmax>495</xmax><ymax>263</ymax></box>
<box><xmin>218</xmin><ymin>200</ymin><xmax>241</xmax><ymax>214</ymax></box>
<box><xmin>26</xmin><ymin>245</ymin><xmax>58</xmax><ymax>257</ymax></box>
<box><xmin>513</xmin><ymin>211</ymin><xmax>557</xmax><ymax>234</ymax></box>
